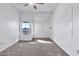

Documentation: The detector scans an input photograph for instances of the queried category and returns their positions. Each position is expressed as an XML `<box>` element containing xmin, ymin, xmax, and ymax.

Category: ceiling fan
<box><xmin>24</xmin><ymin>3</ymin><xmax>44</xmax><ymax>9</ymax></box>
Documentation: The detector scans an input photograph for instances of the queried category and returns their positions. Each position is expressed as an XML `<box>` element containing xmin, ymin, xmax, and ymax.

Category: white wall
<box><xmin>20</xmin><ymin>12</ymin><xmax>52</xmax><ymax>41</ymax></box>
<box><xmin>51</xmin><ymin>3</ymin><xmax>79</xmax><ymax>56</ymax></box>
<box><xmin>50</xmin><ymin>3</ymin><xmax>72</xmax><ymax>55</ymax></box>
<box><xmin>0</xmin><ymin>4</ymin><xmax>19</xmax><ymax>52</ymax></box>
<box><xmin>19</xmin><ymin>13</ymin><xmax>33</xmax><ymax>41</ymax></box>
<box><xmin>34</xmin><ymin>12</ymin><xmax>52</xmax><ymax>38</ymax></box>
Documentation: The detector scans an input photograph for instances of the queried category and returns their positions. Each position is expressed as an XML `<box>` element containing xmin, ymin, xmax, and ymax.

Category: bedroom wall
<box><xmin>20</xmin><ymin>12</ymin><xmax>52</xmax><ymax>41</ymax></box>
<box><xmin>0</xmin><ymin>4</ymin><xmax>19</xmax><ymax>52</ymax></box>
<box><xmin>50</xmin><ymin>3</ymin><xmax>79</xmax><ymax>56</ymax></box>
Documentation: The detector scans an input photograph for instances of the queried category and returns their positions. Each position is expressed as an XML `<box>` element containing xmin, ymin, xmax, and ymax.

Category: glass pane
<box><xmin>22</xmin><ymin>21</ymin><xmax>31</xmax><ymax>35</ymax></box>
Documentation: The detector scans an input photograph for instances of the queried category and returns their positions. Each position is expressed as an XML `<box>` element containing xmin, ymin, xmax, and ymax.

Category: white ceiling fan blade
<box><xmin>24</xmin><ymin>3</ymin><xmax>29</xmax><ymax>7</ymax></box>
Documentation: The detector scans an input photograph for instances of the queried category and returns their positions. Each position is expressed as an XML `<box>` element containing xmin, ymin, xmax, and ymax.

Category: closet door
<box><xmin>72</xmin><ymin>4</ymin><xmax>79</xmax><ymax>55</ymax></box>
<box><xmin>73</xmin><ymin>4</ymin><xmax>79</xmax><ymax>43</ymax></box>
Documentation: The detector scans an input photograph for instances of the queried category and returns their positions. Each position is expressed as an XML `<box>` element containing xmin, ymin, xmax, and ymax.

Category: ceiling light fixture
<box><xmin>24</xmin><ymin>3</ymin><xmax>44</xmax><ymax>9</ymax></box>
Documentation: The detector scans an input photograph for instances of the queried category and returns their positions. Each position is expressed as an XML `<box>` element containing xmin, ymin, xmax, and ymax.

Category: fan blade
<box><xmin>24</xmin><ymin>3</ymin><xmax>29</xmax><ymax>7</ymax></box>
<box><xmin>36</xmin><ymin>3</ymin><xmax>44</xmax><ymax>5</ymax></box>
<box><xmin>33</xmin><ymin>5</ymin><xmax>37</xmax><ymax>9</ymax></box>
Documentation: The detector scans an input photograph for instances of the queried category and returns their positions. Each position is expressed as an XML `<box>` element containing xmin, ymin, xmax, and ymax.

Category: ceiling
<box><xmin>11</xmin><ymin>3</ymin><xmax>59</xmax><ymax>13</ymax></box>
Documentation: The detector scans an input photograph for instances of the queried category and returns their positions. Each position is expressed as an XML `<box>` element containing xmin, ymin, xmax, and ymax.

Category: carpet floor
<box><xmin>0</xmin><ymin>38</ymin><xmax>68</xmax><ymax>56</ymax></box>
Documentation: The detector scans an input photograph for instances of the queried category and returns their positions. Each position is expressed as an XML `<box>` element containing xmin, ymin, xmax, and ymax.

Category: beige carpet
<box><xmin>0</xmin><ymin>38</ymin><xmax>68</xmax><ymax>56</ymax></box>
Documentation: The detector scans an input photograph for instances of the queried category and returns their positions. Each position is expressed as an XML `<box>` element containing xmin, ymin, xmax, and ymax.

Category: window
<box><xmin>22</xmin><ymin>21</ymin><xmax>31</xmax><ymax>35</ymax></box>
